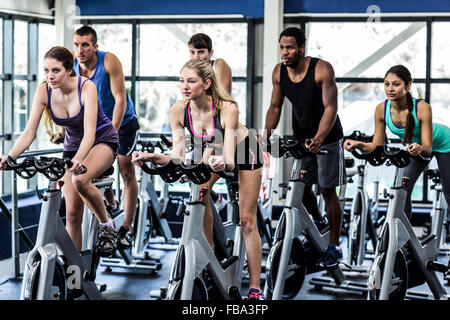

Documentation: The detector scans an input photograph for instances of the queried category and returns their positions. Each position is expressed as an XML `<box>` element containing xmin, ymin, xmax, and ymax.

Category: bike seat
<box><xmin>95</xmin><ymin>166</ymin><xmax>115</xmax><ymax>179</ymax></box>
<box><xmin>345</xmin><ymin>157</ymin><xmax>355</xmax><ymax>168</ymax></box>
<box><xmin>425</xmin><ymin>169</ymin><xmax>440</xmax><ymax>181</ymax></box>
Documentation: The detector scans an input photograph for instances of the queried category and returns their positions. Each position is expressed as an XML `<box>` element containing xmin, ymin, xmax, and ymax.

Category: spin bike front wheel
<box><xmin>349</xmin><ymin>193</ymin><xmax>367</xmax><ymax>265</ymax></box>
<box><xmin>166</xmin><ymin>277</ymin><xmax>209</xmax><ymax>300</ymax></box>
<box><xmin>265</xmin><ymin>237</ymin><xmax>307</xmax><ymax>300</ymax></box>
<box><xmin>368</xmin><ymin>250</ymin><xmax>408</xmax><ymax>300</ymax></box>
<box><xmin>24</xmin><ymin>258</ymin><xmax>67</xmax><ymax>300</ymax></box>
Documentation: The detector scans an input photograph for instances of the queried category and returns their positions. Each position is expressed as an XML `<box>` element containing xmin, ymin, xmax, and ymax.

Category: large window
<box><xmin>137</xmin><ymin>22</ymin><xmax>248</xmax><ymax>132</ymax></box>
<box><xmin>431</xmin><ymin>22</ymin><xmax>450</xmax><ymax>78</ymax></box>
<box><xmin>92</xmin><ymin>24</ymin><xmax>133</xmax><ymax>77</ymax></box>
<box><xmin>307</xmin><ymin>22</ymin><xmax>427</xmax><ymax>78</ymax></box>
<box><xmin>0</xmin><ymin>16</ymin><xmax>56</xmax><ymax>194</ymax></box>
<box><xmin>74</xmin><ymin>21</ymin><xmax>249</xmax><ymax>134</ymax></box>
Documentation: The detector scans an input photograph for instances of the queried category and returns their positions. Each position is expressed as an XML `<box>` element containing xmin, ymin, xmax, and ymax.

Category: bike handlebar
<box><xmin>351</xmin><ymin>145</ymin><xmax>430</xmax><ymax>168</ymax></box>
<box><xmin>264</xmin><ymin>136</ymin><xmax>328</xmax><ymax>159</ymax></box>
<box><xmin>5</xmin><ymin>155</ymin><xmax>86</xmax><ymax>181</ymax></box>
<box><xmin>344</xmin><ymin>130</ymin><xmax>373</xmax><ymax>143</ymax></box>
<box><xmin>141</xmin><ymin>158</ymin><xmax>234</xmax><ymax>185</ymax></box>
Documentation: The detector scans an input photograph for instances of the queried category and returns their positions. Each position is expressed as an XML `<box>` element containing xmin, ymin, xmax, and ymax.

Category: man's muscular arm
<box><xmin>306</xmin><ymin>60</ymin><xmax>338</xmax><ymax>153</ymax></box>
<box><xmin>104</xmin><ymin>52</ymin><xmax>127</xmax><ymax>131</ymax></box>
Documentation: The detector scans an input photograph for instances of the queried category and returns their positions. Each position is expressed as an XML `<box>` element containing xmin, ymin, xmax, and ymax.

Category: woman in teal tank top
<box><xmin>343</xmin><ymin>65</ymin><xmax>450</xmax><ymax>219</ymax></box>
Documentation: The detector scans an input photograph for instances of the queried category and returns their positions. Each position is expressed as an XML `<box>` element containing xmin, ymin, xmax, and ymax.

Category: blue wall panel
<box><xmin>284</xmin><ymin>0</ymin><xmax>450</xmax><ymax>14</ymax></box>
<box><xmin>76</xmin><ymin>0</ymin><xmax>264</xmax><ymax>17</ymax></box>
<box><xmin>76</xmin><ymin>0</ymin><xmax>450</xmax><ymax>18</ymax></box>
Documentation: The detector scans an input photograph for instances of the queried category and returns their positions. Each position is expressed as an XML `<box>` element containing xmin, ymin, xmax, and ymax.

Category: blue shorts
<box><xmin>118</xmin><ymin>117</ymin><xmax>140</xmax><ymax>156</ymax></box>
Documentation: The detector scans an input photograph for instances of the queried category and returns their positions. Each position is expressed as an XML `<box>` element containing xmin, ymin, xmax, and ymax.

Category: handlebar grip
<box><xmin>141</xmin><ymin>162</ymin><xmax>158</xmax><ymax>175</ymax></box>
<box><xmin>55</xmin><ymin>135</ymin><xmax>65</xmax><ymax>144</ymax></box>
<box><xmin>64</xmin><ymin>158</ymin><xmax>87</xmax><ymax>174</ymax></box>
<box><xmin>160</xmin><ymin>134</ymin><xmax>172</xmax><ymax>148</ymax></box>
<box><xmin>6</xmin><ymin>156</ymin><xmax>17</xmax><ymax>168</ymax></box>
<box><xmin>217</xmin><ymin>169</ymin><xmax>235</xmax><ymax>180</ymax></box>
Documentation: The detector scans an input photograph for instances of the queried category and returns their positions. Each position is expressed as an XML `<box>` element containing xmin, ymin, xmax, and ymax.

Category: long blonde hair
<box><xmin>42</xmin><ymin>46</ymin><xmax>77</xmax><ymax>139</ymax></box>
<box><xmin>181</xmin><ymin>59</ymin><xmax>237</xmax><ymax>113</ymax></box>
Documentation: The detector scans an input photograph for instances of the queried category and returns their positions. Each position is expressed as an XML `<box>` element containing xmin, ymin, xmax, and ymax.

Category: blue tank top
<box><xmin>46</xmin><ymin>76</ymin><xmax>119</xmax><ymax>152</ymax></box>
<box><xmin>74</xmin><ymin>50</ymin><xmax>136</xmax><ymax>127</ymax></box>
<box><xmin>384</xmin><ymin>98</ymin><xmax>450</xmax><ymax>153</ymax></box>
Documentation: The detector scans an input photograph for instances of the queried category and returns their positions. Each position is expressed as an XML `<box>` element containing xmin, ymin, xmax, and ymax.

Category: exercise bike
<box><xmin>422</xmin><ymin>169</ymin><xmax>450</xmax><ymax>254</ymax></box>
<box><xmin>143</xmin><ymin>159</ymin><xmax>246</xmax><ymax>300</ymax></box>
<box><xmin>5</xmin><ymin>156</ymin><xmax>105</xmax><ymax>300</ymax></box>
<box><xmin>359</xmin><ymin>146</ymin><xmax>450</xmax><ymax>300</ymax></box>
<box><xmin>134</xmin><ymin>135</ymin><xmax>183</xmax><ymax>251</ymax></box>
<box><xmin>343</xmin><ymin>131</ymin><xmax>380</xmax><ymax>274</ymax></box>
<box><xmin>263</xmin><ymin>136</ymin><xmax>369</xmax><ymax>300</ymax></box>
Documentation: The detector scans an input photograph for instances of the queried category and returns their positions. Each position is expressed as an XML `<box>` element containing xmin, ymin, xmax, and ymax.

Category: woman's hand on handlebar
<box><xmin>343</xmin><ymin>139</ymin><xmax>360</xmax><ymax>152</ymax></box>
<box><xmin>0</xmin><ymin>155</ymin><xmax>8</xmax><ymax>170</ymax></box>
<box><xmin>406</xmin><ymin>143</ymin><xmax>422</xmax><ymax>157</ymax></box>
<box><xmin>131</xmin><ymin>151</ymin><xmax>152</xmax><ymax>167</ymax></box>
<box><xmin>208</xmin><ymin>155</ymin><xmax>226</xmax><ymax>172</ymax></box>
<box><xmin>67</xmin><ymin>158</ymin><xmax>85</xmax><ymax>175</ymax></box>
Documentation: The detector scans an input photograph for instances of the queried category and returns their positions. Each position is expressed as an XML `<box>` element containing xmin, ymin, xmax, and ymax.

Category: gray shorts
<box><xmin>300</xmin><ymin>139</ymin><xmax>347</xmax><ymax>188</ymax></box>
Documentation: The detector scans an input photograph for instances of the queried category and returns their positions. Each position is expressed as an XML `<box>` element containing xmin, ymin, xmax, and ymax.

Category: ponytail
<box><xmin>402</xmin><ymin>91</ymin><xmax>415</xmax><ymax>145</ymax></box>
<box><xmin>42</xmin><ymin>105</ymin><xmax>60</xmax><ymax>140</ymax></box>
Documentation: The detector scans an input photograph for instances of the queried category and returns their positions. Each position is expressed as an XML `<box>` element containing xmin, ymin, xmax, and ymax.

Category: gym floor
<box><xmin>1</xmin><ymin>234</ymin><xmax>449</xmax><ymax>300</ymax></box>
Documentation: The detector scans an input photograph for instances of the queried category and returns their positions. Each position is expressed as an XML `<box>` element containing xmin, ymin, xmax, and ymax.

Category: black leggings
<box><xmin>403</xmin><ymin>152</ymin><xmax>450</xmax><ymax>220</ymax></box>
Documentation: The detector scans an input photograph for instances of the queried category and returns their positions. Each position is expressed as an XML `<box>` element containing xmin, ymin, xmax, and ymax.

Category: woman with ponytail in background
<box><xmin>344</xmin><ymin>65</ymin><xmax>450</xmax><ymax>219</ymax></box>
<box><xmin>0</xmin><ymin>46</ymin><xmax>120</xmax><ymax>256</ymax></box>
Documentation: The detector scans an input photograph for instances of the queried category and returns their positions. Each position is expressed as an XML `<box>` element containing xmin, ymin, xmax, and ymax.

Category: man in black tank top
<box><xmin>263</xmin><ymin>27</ymin><xmax>346</xmax><ymax>267</ymax></box>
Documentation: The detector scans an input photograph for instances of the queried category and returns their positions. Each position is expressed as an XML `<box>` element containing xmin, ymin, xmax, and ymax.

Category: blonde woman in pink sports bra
<box><xmin>132</xmin><ymin>59</ymin><xmax>265</xmax><ymax>300</ymax></box>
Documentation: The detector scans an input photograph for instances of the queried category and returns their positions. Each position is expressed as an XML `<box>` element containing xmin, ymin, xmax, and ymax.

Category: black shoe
<box><xmin>318</xmin><ymin>244</ymin><xmax>343</xmax><ymax>269</ymax></box>
<box><xmin>105</xmin><ymin>200</ymin><xmax>121</xmax><ymax>216</ymax></box>
<box><xmin>116</xmin><ymin>226</ymin><xmax>133</xmax><ymax>250</ymax></box>
<box><xmin>95</xmin><ymin>225</ymin><xmax>118</xmax><ymax>257</ymax></box>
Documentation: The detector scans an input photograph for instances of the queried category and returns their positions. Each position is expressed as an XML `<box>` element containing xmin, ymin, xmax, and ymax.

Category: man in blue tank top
<box><xmin>73</xmin><ymin>26</ymin><xmax>139</xmax><ymax>248</ymax></box>
<box><xmin>263</xmin><ymin>27</ymin><xmax>346</xmax><ymax>268</ymax></box>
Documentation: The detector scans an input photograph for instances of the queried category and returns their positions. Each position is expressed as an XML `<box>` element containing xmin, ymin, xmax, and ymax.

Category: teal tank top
<box><xmin>385</xmin><ymin>98</ymin><xmax>450</xmax><ymax>153</ymax></box>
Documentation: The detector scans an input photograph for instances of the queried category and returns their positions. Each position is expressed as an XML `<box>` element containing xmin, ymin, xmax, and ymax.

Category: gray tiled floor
<box><xmin>1</xmin><ymin>235</ymin><xmax>448</xmax><ymax>300</ymax></box>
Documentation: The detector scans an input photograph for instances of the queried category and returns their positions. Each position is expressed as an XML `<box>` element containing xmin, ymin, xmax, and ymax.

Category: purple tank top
<box><xmin>46</xmin><ymin>76</ymin><xmax>119</xmax><ymax>152</ymax></box>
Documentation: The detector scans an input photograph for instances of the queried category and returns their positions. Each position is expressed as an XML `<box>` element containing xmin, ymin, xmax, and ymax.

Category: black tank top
<box><xmin>279</xmin><ymin>57</ymin><xmax>343</xmax><ymax>144</ymax></box>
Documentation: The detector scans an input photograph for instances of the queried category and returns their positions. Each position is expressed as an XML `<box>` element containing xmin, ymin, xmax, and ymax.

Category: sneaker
<box><xmin>318</xmin><ymin>244</ymin><xmax>343</xmax><ymax>269</ymax></box>
<box><xmin>116</xmin><ymin>226</ymin><xmax>133</xmax><ymax>250</ymax></box>
<box><xmin>213</xmin><ymin>193</ymin><xmax>227</xmax><ymax>212</ymax></box>
<box><xmin>247</xmin><ymin>288</ymin><xmax>265</xmax><ymax>300</ymax></box>
<box><xmin>313</xmin><ymin>218</ymin><xmax>328</xmax><ymax>231</ymax></box>
<box><xmin>95</xmin><ymin>225</ymin><xmax>118</xmax><ymax>257</ymax></box>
